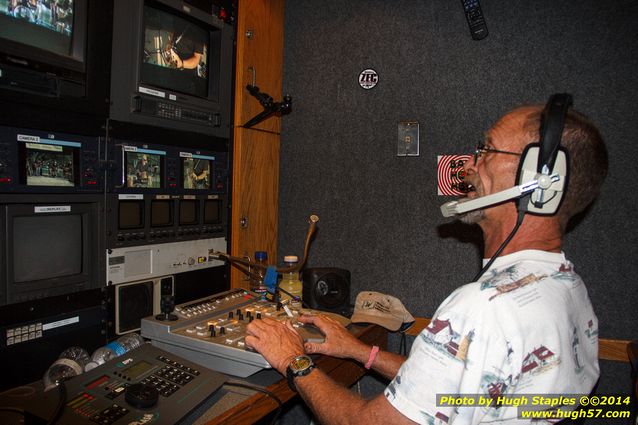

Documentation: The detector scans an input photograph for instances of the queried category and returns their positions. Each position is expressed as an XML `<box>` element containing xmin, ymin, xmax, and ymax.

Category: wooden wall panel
<box><xmin>230</xmin><ymin>129</ymin><xmax>280</xmax><ymax>288</ymax></box>
<box><xmin>231</xmin><ymin>0</ymin><xmax>285</xmax><ymax>287</ymax></box>
<box><xmin>234</xmin><ymin>0</ymin><xmax>285</xmax><ymax>133</ymax></box>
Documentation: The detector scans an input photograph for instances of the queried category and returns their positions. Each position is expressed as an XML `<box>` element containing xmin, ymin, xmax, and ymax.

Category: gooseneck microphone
<box><xmin>210</xmin><ymin>215</ymin><xmax>319</xmax><ymax>277</ymax></box>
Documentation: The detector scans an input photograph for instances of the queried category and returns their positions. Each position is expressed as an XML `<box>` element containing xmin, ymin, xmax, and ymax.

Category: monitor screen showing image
<box><xmin>125</xmin><ymin>151</ymin><xmax>162</xmax><ymax>189</ymax></box>
<box><xmin>182</xmin><ymin>157</ymin><xmax>211</xmax><ymax>190</ymax></box>
<box><xmin>141</xmin><ymin>4</ymin><xmax>209</xmax><ymax>98</ymax></box>
<box><xmin>0</xmin><ymin>0</ymin><xmax>75</xmax><ymax>58</ymax></box>
<box><xmin>24</xmin><ymin>142</ymin><xmax>75</xmax><ymax>187</ymax></box>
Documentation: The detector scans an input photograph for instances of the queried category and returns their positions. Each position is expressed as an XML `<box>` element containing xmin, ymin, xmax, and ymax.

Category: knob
<box><xmin>125</xmin><ymin>383</ymin><xmax>159</xmax><ymax>409</ymax></box>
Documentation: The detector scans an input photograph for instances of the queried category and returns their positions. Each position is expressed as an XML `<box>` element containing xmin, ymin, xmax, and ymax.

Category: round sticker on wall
<box><xmin>359</xmin><ymin>69</ymin><xmax>378</xmax><ymax>89</ymax></box>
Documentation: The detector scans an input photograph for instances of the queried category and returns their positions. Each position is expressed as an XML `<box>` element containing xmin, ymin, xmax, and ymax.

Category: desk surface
<box><xmin>192</xmin><ymin>324</ymin><xmax>388</xmax><ymax>425</ymax></box>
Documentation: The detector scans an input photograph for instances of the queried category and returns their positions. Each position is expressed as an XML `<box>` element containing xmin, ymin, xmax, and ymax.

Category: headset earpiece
<box><xmin>515</xmin><ymin>94</ymin><xmax>572</xmax><ymax>215</ymax></box>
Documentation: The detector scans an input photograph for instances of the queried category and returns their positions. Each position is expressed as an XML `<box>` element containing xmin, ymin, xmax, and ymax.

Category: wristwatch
<box><xmin>286</xmin><ymin>355</ymin><xmax>315</xmax><ymax>392</ymax></box>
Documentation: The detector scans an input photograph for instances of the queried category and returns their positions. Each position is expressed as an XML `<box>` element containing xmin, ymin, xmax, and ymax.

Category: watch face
<box><xmin>290</xmin><ymin>355</ymin><xmax>312</xmax><ymax>373</ymax></box>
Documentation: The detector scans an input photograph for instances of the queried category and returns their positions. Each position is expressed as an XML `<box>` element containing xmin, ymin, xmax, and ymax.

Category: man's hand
<box><xmin>245</xmin><ymin>317</ymin><xmax>305</xmax><ymax>375</ymax></box>
<box><xmin>298</xmin><ymin>314</ymin><xmax>370</xmax><ymax>363</ymax></box>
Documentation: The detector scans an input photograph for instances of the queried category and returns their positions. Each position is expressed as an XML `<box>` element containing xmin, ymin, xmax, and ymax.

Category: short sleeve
<box><xmin>384</xmin><ymin>288</ymin><xmax>511</xmax><ymax>425</ymax></box>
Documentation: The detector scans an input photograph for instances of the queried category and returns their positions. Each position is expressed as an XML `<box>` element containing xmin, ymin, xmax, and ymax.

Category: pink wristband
<box><xmin>365</xmin><ymin>345</ymin><xmax>380</xmax><ymax>369</ymax></box>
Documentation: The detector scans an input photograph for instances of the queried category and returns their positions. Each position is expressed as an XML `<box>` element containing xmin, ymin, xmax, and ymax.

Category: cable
<box><xmin>0</xmin><ymin>407</ymin><xmax>25</xmax><ymax>415</ymax></box>
<box><xmin>223</xmin><ymin>381</ymin><xmax>283</xmax><ymax>425</ymax></box>
<box><xmin>399</xmin><ymin>332</ymin><xmax>408</xmax><ymax>356</ymax></box>
<box><xmin>46</xmin><ymin>381</ymin><xmax>67</xmax><ymax>425</ymax></box>
<box><xmin>472</xmin><ymin>207</ymin><xmax>527</xmax><ymax>282</ymax></box>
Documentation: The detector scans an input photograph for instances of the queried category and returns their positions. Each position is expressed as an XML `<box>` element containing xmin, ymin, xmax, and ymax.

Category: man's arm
<box><xmin>298</xmin><ymin>314</ymin><xmax>405</xmax><ymax>380</ymax></box>
<box><xmin>295</xmin><ymin>369</ymin><xmax>417</xmax><ymax>425</ymax></box>
<box><xmin>178</xmin><ymin>52</ymin><xmax>202</xmax><ymax>70</ymax></box>
<box><xmin>245</xmin><ymin>317</ymin><xmax>416</xmax><ymax>425</ymax></box>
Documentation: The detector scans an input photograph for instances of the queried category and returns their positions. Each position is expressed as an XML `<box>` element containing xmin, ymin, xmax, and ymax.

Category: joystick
<box><xmin>156</xmin><ymin>294</ymin><xmax>178</xmax><ymax>321</ymax></box>
<box><xmin>125</xmin><ymin>383</ymin><xmax>159</xmax><ymax>409</ymax></box>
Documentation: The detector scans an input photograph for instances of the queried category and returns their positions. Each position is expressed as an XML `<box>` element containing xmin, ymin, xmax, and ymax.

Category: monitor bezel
<box><xmin>109</xmin><ymin>0</ymin><xmax>233</xmax><ymax>138</ymax></box>
<box><xmin>3</xmin><ymin>201</ymin><xmax>98</xmax><ymax>306</ymax></box>
<box><xmin>0</xmin><ymin>0</ymin><xmax>88</xmax><ymax>77</ymax></box>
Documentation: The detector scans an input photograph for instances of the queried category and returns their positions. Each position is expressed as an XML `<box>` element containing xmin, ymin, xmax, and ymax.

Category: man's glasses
<box><xmin>473</xmin><ymin>142</ymin><xmax>521</xmax><ymax>165</ymax></box>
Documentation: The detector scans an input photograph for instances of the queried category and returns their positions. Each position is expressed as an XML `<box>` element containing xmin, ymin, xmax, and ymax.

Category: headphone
<box><xmin>440</xmin><ymin>93</ymin><xmax>572</xmax><ymax>218</ymax></box>
<box><xmin>515</xmin><ymin>93</ymin><xmax>571</xmax><ymax>215</ymax></box>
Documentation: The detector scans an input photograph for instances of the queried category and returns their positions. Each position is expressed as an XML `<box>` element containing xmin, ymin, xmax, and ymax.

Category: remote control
<box><xmin>462</xmin><ymin>0</ymin><xmax>488</xmax><ymax>40</ymax></box>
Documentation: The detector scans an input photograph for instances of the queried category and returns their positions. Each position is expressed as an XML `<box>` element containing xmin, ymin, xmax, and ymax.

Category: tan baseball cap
<box><xmin>350</xmin><ymin>291</ymin><xmax>415</xmax><ymax>331</ymax></box>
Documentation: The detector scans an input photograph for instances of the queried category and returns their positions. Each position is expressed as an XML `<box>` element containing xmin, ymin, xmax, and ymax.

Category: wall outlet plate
<box><xmin>397</xmin><ymin>121</ymin><xmax>419</xmax><ymax>156</ymax></box>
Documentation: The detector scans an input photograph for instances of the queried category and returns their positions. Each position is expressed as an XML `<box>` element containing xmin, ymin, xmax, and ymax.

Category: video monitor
<box><xmin>179</xmin><ymin>199</ymin><xmax>198</xmax><ymax>225</ymax></box>
<box><xmin>119</xmin><ymin>200</ymin><xmax>144</xmax><ymax>230</ymax></box>
<box><xmin>203</xmin><ymin>199</ymin><xmax>221</xmax><ymax>224</ymax></box>
<box><xmin>13</xmin><ymin>213</ymin><xmax>82</xmax><ymax>282</ymax></box>
<box><xmin>125</xmin><ymin>150</ymin><xmax>163</xmax><ymax>189</ymax></box>
<box><xmin>141</xmin><ymin>4</ymin><xmax>210</xmax><ymax>98</ymax></box>
<box><xmin>0</xmin><ymin>0</ymin><xmax>77</xmax><ymax>59</ymax></box>
<box><xmin>22</xmin><ymin>141</ymin><xmax>78</xmax><ymax>187</ymax></box>
<box><xmin>182</xmin><ymin>155</ymin><xmax>212</xmax><ymax>190</ymax></box>
<box><xmin>150</xmin><ymin>199</ymin><xmax>172</xmax><ymax>227</ymax></box>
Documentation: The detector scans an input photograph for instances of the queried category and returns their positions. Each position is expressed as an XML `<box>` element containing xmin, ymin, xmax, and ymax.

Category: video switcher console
<box><xmin>141</xmin><ymin>288</ymin><xmax>350</xmax><ymax>377</ymax></box>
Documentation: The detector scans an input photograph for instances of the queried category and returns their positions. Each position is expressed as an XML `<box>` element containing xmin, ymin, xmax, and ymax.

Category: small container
<box><xmin>279</xmin><ymin>255</ymin><xmax>303</xmax><ymax>309</ymax></box>
<box><xmin>85</xmin><ymin>333</ymin><xmax>145</xmax><ymax>371</ymax></box>
<box><xmin>251</xmin><ymin>251</ymin><xmax>269</xmax><ymax>299</ymax></box>
<box><xmin>43</xmin><ymin>346</ymin><xmax>90</xmax><ymax>391</ymax></box>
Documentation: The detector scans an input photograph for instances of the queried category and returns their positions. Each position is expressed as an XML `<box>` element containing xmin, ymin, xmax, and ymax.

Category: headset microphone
<box><xmin>440</xmin><ymin>93</ymin><xmax>571</xmax><ymax>218</ymax></box>
<box><xmin>440</xmin><ymin>171</ymin><xmax>563</xmax><ymax>217</ymax></box>
<box><xmin>441</xmin><ymin>179</ymin><xmax>544</xmax><ymax>217</ymax></box>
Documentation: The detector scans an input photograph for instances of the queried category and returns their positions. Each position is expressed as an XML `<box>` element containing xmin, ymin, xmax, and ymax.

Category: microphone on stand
<box><xmin>210</xmin><ymin>214</ymin><xmax>319</xmax><ymax>276</ymax></box>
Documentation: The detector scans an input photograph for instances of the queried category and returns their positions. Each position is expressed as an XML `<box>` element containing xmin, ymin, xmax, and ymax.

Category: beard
<box><xmin>456</xmin><ymin>194</ymin><xmax>485</xmax><ymax>224</ymax></box>
<box><xmin>458</xmin><ymin>208</ymin><xmax>485</xmax><ymax>224</ymax></box>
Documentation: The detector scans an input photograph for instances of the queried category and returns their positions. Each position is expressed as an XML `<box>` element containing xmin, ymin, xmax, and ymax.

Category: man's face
<box><xmin>459</xmin><ymin>107</ymin><xmax>534</xmax><ymax>225</ymax></box>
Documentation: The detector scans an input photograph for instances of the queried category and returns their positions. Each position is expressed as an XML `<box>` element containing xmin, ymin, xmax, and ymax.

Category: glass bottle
<box><xmin>252</xmin><ymin>251</ymin><xmax>269</xmax><ymax>299</ymax></box>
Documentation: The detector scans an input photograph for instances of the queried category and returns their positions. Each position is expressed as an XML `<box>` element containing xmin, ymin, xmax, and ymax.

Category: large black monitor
<box><xmin>110</xmin><ymin>0</ymin><xmax>234</xmax><ymax>139</ymax></box>
<box><xmin>0</xmin><ymin>0</ymin><xmax>112</xmax><ymax>127</ymax></box>
<box><xmin>0</xmin><ymin>194</ymin><xmax>102</xmax><ymax>306</ymax></box>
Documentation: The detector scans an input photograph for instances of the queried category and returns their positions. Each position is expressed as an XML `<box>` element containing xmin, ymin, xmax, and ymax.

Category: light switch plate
<box><xmin>397</xmin><ymin>121</ymin><xmax>419</xmax><ymax>156</ymax></box>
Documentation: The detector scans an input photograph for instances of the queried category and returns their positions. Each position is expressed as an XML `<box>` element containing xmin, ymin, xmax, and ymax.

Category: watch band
<box><xmin>286</xmin><ymin>356</ymin><xmax>315</xmax><ymax>392</ymax></box>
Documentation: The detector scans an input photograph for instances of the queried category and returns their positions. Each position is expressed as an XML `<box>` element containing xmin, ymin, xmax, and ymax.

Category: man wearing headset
<box><xmin>246</xmin><ymin>97</ymin><xmax>608</xmax><ymax>424</ymax></box>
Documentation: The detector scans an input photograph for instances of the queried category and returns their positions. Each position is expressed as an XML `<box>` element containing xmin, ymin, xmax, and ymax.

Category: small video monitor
<box><xmin>179</xmin><ymin>199</ymin><xmax>198</xmax><ymax>225</ymax></box>
<box><xmin>203</xmin><ymin>199</ymin><xmax>221</xmax><ymax>224</ymax></box>
<box><xmin>119</xmin><ymin>200</ymin><xmax>144</xmax><ymax>230</ymax></box>
<box><xmin>125</xmin><ymin>151</ymin><xmax>163</xmax><ymax>189</ymax></box>
<box><xmin>151</xmin><ymin>200</ymin><xmax>172</xmax><ymax>227</ymax></box>
<box><xmin>23</xmin><ymin>141</ymin><xmax>77</xmax><ymax>187</ymax></box>
<box><xmin>182</xmin><ymin>156</ymin><xmax>212</xmax><ymax>190</ymax></box>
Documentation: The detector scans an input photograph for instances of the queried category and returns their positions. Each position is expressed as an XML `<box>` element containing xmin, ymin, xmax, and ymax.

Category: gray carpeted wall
<box><xmin>277</xmin><ymin>0</ymin><xmax>638</xmax><ymax>405</ymax></box>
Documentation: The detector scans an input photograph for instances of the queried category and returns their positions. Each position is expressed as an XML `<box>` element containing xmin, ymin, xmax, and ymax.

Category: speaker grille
<box><xmin>312</xmin><ymin>273</ymin><xmax>348</xmax><ymax>308</ymax></box>
<box><xmin>117</xmin><ymin>281</ymin><xmax>154</xmax><ymax>333</ymax></box>
<box><xmin>303</xmin><ymin>268</ymin><xmax>350</xmax><ymax>315</ymax></box>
